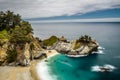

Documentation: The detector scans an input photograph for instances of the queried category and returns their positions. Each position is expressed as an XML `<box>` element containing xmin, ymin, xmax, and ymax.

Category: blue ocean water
<box><xmin>32</xmin><ymin>22</ymin><xmax>120</xmax><ymax>80</ymax></box>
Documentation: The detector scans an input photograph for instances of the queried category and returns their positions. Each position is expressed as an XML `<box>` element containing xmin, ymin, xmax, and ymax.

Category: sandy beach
<box><xmin>0</xmin><ymin>60</ymin><xmax>39</xmax><ymax>80</ymax></box>
<box><xmin>45</xmin><ymin>50</ymin><xmax>58</xmax><ymax>59</ymax></box>
<box><xmin>36</xmin><ymin>50</ymin><xmax>59</xmax><ymax>80</ymax></box>
<box><xmin>0</xmin><ymin>50</ymin><xmax>58</xmax><ymax>80</ymax></box>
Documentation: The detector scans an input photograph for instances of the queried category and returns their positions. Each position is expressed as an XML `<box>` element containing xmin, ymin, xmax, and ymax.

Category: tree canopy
<box><xmin>0</xmin><ymin>10</ymin><xmax>21</xmax><ymax>30</ymax></box>
<box><xmin>79</xmin><ymin>35</ymin><xmax>92</xmax><ymax>43</ymax></box>
<box><xmin>0</xmin><ymin>10</ymin><xmax>33</xmax><ymax>44</ymax></box>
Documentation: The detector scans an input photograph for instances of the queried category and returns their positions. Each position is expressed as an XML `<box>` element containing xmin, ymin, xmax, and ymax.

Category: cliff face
<box><xmin>0</xmin><ymin>35</ymin><xmax>43</xmax><ymax>66</ymax></box>
<box><xmin>0</xmin><ymin>11</ymin><xmax>44</xmax><ymax>66</ymax></box>
<box><xmin>50</xmin><ymin>36</ymin><xmax>99</xmax><ymax>57</ymax></box>
<box><xmin>0</xmin><ymin>40</ymin><xmax>9</xmax><ymax>65</ymax></box>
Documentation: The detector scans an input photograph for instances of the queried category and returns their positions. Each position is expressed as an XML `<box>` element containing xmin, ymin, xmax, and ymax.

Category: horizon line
<box><xmin>29</xmin><ymin>18</ymin><xmax>120</xmax><ymax>23</ymax></box>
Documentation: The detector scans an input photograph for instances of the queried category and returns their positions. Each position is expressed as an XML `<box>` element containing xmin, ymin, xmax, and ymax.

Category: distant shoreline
<box><xmin>29</xmin><ymin>18</ymin><xmax>120</xmax><ymax>23</ymax></box>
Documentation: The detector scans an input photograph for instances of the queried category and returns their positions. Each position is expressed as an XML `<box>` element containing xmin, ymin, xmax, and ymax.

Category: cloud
<box><xmin>0</xmin><ymin>0</ymin><xmax>120</xmax><ymax>19</ymax></box>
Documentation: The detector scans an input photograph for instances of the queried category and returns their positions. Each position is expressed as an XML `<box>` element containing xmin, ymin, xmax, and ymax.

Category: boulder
<box><xmin>34</xmin><ymin>52</ymin><xmax>47</xmax><ymax>59</ymax></box>
<box><xmin>59</xmin><ymin>36</ymin><xmax>67</xmax><ymax>42</ymax></box>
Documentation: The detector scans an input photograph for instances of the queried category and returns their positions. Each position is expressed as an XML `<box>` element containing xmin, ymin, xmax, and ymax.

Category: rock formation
<box><xmin>0</xmin><ymin>11</ymin><xmax>44</xmax><ymax>66</ymax></box>
<box><xmin>0</xmin><ymin>35</ymin><xmax>43</xmax><ymax>66</ymax></box>
<box><xmin>50</xmin><ymin>35</ymin><xmax>99</xmax><ymax>57</ymax></box>
<box><xmin>0</xmin><ymin>11</ymin><xmax>99</xmax><ymax>66</ymax></box>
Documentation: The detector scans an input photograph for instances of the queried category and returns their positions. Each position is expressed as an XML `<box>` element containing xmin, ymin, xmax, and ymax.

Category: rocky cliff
<box><xmin>50</xmin><ymin>35</ymin><xmax>99</xmax><ymax>57</ymax></box>
<box><xmin>0</xmin><ymin>34</ymin><xmax>43</xmax><ymax>66</ymax></box>
<box><xmin>0</xmin><ymin>11</ymin><xmax>44</xmax><ymax>66</ymax></box>
<box><xmin>0</xmin><ymin>11</ymin><xmax>99</xmax><ymax>66</ymax></box>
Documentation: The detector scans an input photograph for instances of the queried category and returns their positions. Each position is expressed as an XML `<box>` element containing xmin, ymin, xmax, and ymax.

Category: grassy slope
<box><xmin>0</xmin><ymin>30</ymin><xmax>9</xmax><ymax>39</ymax></box>
<box><xmin>42</xmin><ymin>36</ymin><xmax>58</xmax><ymax>46</ymax></box>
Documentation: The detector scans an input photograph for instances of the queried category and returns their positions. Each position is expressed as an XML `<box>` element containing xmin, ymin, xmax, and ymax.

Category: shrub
<box><xmin>43</xmin><ymin>36</ymin><xmax>58</xmax><ymax>46</ymax></box>
<box><xmin>6</xmin><ymin>49</ymin><xmax>17</xmax><ymax>63</ymax></box>
<box><xmin>0</xmin><ymin>29</ymin><xmax>9</xmax><ymax>39</ymax></box>
<box><xmin>73</xmin><ymin>42</ymin><xmax>81</xmax><ymax>50</ymax></box>
<box><xmin>9</xmin><ymin>26</ymin><xmax>31</xmax><ymax>44</ymax></box>
<box><xmin>79</xmin><ymin>35</ymin><xmax>92</xmax><ymax>43</ymax></box>
<box><xmin>10</xmin><ymin>35</ymin><xmax>31</xmax><ymax>44</ymax></box>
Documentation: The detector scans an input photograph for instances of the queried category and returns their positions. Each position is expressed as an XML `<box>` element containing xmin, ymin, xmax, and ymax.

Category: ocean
<box><xmin>32</xmin><ymin>22</ymin><xmax>120</xmax><ymax>80</ymax></box>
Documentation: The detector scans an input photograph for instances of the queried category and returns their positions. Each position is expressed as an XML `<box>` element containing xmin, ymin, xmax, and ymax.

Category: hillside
<box><xmin>0</xmin><ymin>11</ymin><xmax>43</xmax><ymax>66</ymax></box>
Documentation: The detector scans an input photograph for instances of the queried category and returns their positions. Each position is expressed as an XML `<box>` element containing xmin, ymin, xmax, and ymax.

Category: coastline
<box><xmin>0</xmin><ymin>50</ymin><xmax>59</xmax><ymax>80</ymax></box>
<box><xmin>36</xmin><ymin>50</ymin><xmax>59</xmax><ymax>80</ymax></box>
<box><xmin>46</xmin><ymin>50</ymin><xmax>59</xmax><ymax>59</ymax></box>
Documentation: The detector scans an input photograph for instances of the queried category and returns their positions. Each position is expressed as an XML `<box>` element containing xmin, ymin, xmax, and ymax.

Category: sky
<box><xmin>0</xmin><ymin>0</ymin><xmax>120</xmax><ymax>22</ymax></box>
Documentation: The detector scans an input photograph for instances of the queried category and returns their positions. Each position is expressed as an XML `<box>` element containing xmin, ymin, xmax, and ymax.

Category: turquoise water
<box><xmin>33</xmin><ymin>22</ymin><xmax>120</xmax><ymax>80</ymax></box>
<box><xmin>47</xmin><ymin>54</ymin><xmax>99</xmax><ymax>80</ymax></box>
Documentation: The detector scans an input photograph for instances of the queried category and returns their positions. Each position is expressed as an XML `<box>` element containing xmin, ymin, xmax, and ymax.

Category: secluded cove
<box><xmin>0</xmin><ymin>11</ymin><xmax>120</xmax><ymax>80</ymax></box>
<box><xmin>36</xmin><ymin>50</ymin><xmax>59</xmax><ymax>80</ymax></box>
<box><xmin>0</xmin><ymin>11</ymin><xmax>100</xmax><ymax>80</ymax></box>
<box><xmin>32</xmin><ymin>22</ymin><xmax>120</xmax><ymax>80</ymax></box>
<box><xmin>0</xmin><ymin>22</ymin><xmax>120</xmax><ymax>80</ymax></box>
<box><xmin>36</xmin><ymin>47</ymin><xmax>118</xmax><ymax>80</ymax></box>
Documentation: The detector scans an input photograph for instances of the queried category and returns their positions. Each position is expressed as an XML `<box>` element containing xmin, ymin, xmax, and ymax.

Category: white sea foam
<box><xmin>58</xmin><ymin>60</ymin><xmax>73</xmax><ymax>67</ymax></box>
<box><xmin>66</xmin><ymin>54</ymin><xmax>87</xmax><ymax>57</ymax></box>
<box><xmin>36</xmin><ymin>51</ymin><xmax>59</xmax><ymax>80</ymax></box>
<box><xmin>92</xmin><ymin>46</ymin><xmax>105</xmax><ymax>54</ymax></box>
<box><xmin>91</xmin><ymin>65</ymin><xmax>101</xmax><ymax>72</ymax></box>
<box><xmin>92</xmin><ymin>50</ymin><xmax>104</xmax><ymax>54</ymax></box>
<box><xmin>91</xmin><ymin>64</ymin><xmax>116</xmax><ymax>72</ymax></box>
<box><xmin>36</xmin><ymin>61</ymin><xmax>57</xmax><ymax>80</ymax></box>
<box><xmin>104</xmin><ymin>64</ymin><xmax>116</xmax><ymax>70</ymax></box>
<box><xmin>98</xmin><ymin>46</ymin><xmax>105</xmax><ymax>50</ymax></box>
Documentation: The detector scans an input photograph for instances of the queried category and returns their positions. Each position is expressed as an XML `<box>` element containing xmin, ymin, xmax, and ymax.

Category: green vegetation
<box><xmin>0</xmin><ymin>10</ymin><xmax>33</xmax><ymax>44</ymax></box>
<box><xmin>0</xmin><ymin>11</ymin><xmax>34</xmax><ymax>63</ymax></box>
<box><xmin>73</xmin><ymin>35</ymin><xmax>92</xmax><ymax>50</ymax></box>
<box><xmin>0</xmin><ymin>29</ymin><xmax>9</xmax><ymax>39</ymax></box>
<box><xmin>78</xmin><ymin>35</ymin><xmax>92</xmax><ymax>43</ymax></box>
<box><xmin>73</xmin><ymin>42</ymin><xmax>81</xmax><ymax>50</ymax></box>
<box><xmin>6</xmin><ymin>49</ymin><xmax>17</xmax><ymax>63</ymax></box>
<box><xmin>9</xmin><ymin>25</ymin><xmax>32</xmax><ymax>44</ymax></box>
<box><xmin>43</xmin><ymin>36</ymin><xmax>58</xmax><ymax>46</ymax></box>
<box><xmin>30</xmin><ymin>43</ymin><xmax>35</xmax><ymax>50</ymax></box>
<box><xmin>0</xmin><ymin>10</ymin><xmax>21</xmax><ymax>31</ymax></box>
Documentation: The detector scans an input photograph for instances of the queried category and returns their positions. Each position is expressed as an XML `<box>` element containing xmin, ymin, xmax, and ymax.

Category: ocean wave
<box><xmin>91</xmin><ymin>64</ymin><xmax>116</xmax><ymax>72</ymax></box>
<box><xmin>92</xmin><ymin>50</ymin><xmax>104</xmax><ymax>54</ymax></box>
<box><xmin>104</xmin><ymin>64</ymin><xmax>116</xmax><ymax>69</ymax></box>
<box><xmin>58</xmin><ymin>60</ymin><xmax>73</xmax><ymax>67</ymax></box>
<box><xmin>98</xmin><ymin>46</ymin><xmax>105</xmax><ymax>50</ymax></box>
<box><xmin>36</xmin><ymin>61</ymin><xmax>57</xmax><ymax>80</ymax></box>
<box><xmin>91</xmin><ymin>65</ymin><xmax>101</xmax><ymax>72</ymax></box>
<box><xmin>92</xmin><ymin>46</ymin><xmax>105</xmax><ymax>54</ymax></box>
<box><xmin>66</xmin><ymin>54</ymin><xmax>87</xmax><ymax>57</ymax></box>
